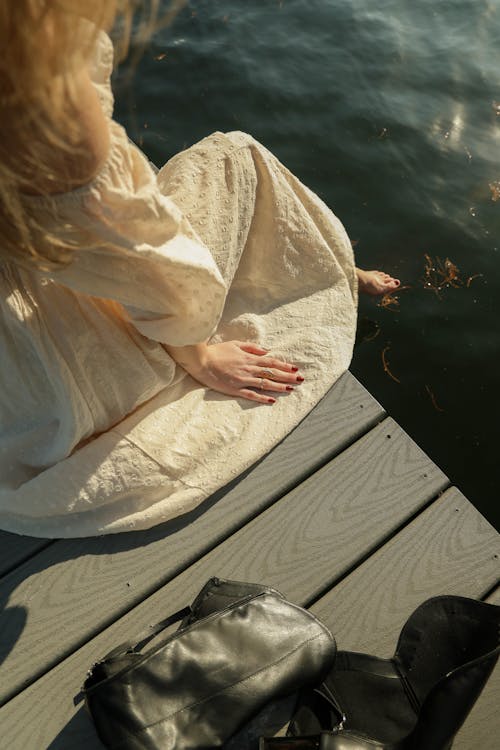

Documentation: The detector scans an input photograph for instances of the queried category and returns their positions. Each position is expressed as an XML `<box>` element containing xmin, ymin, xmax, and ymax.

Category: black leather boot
<box><xmin>260</xmin><ymin>595</ymin><xmax>499</xmax><ymax>750</ymax></box>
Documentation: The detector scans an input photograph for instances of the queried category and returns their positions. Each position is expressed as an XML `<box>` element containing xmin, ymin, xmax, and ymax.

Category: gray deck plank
<box><xmin>0</xmin><ymin>417</ymin><xmax>448</xmax><ymax>747</ymax></box>
<box><xmin>309</xmin><ymin>487</ymin><xmax>500</xmax><ymax>749</ymax></box>
<box><xmin>0</xmin><ymin>372</ymin><xmax>378</xmax><ymax>580</ymax></box>
<box><xmin>454</xmin><ymin>586</ymin><xmax>500</xmax><ymax>750</ymax></box>
<box><xmin>310</xmin><ymin>486</ymin><xmax>499</xmax><ymax>654</ymax></box>
<box><xmin>0</xmin><ymin>534</ymin><xmax>52</xmax><ymax>580</ymax></box>
<box><xmin>0</xmin><ymin>372</ymin><xmax>385</xmax><ymax>705</ymax></box>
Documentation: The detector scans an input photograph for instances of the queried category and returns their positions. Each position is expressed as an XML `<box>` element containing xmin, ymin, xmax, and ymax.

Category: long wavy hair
<box><xmin>0</xmin><ymin>1</ymin><xmax>183</xmax><ymax>272</ymax></box>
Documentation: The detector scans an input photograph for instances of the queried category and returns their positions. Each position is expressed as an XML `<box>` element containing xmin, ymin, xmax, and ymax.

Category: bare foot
<box><xmin>356</xmin><ymin>268</ymin><xmax>401</xmax><ymax>296</ymax></box>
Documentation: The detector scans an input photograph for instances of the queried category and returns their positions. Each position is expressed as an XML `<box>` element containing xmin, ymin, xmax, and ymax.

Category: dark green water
<box><xmin>114</xmin><ymin>0</ymin><xmax>500</xmax><ymax>529</ymax></box>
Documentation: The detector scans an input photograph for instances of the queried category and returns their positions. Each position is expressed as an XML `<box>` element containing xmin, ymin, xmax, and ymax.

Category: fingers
<box><xmin>238</xmin><ymin>343</ymin><xmax>299</xmax><ymax>374</ymax></box>
<box><xmin>249</xmin><ymin>356</ymin><xmax>300</xmax><ymax>378</ymax></box>
<box><xmin>251</xmin><ymin>377</ymin><xmax>296</xmax><ymax>393</ymax></box>
<box><xmin>208</xmin><ymin>341</ymin><xmax>304</xmax><ymax>404</ymax></box>
<box><xmin>238</xmin><ymin>342</ymin><xmax>270</xmax><ymax>356</ymax></box>
<box><xmin>252</xmin><ymin>368</ymin><xmax>302</xmax><ymax>386</ymax></box>
<box><xmin>259</xmin><ymin>359</ymin><xmax>298</xmax><ymax>375</ymax></box>
<box><xmin>239</xmin><ymin>388</ymin><xmax>277</xmax><ymax>405</ymax></box>
<box><xmin>236</xmin><ymin>373</ymin><xmax>303</xmax><ymax>404</ymax></box>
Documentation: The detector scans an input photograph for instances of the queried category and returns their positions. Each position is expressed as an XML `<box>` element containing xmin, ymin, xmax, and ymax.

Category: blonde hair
<box><xmin>0</xmin><ymin>1</ymin><xmax>183</xmax><ymax>272</ymax></box>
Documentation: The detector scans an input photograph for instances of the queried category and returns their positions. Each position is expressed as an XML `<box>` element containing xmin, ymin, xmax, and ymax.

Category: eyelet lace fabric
<box><xmin>0</xmin><ymin>31</ymin><xmax>358</xmax><ymax>537</ymax></box>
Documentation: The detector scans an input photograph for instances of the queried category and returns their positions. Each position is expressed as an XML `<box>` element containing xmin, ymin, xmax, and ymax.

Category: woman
<box><xmin>0</xmin><ymin>1</ymin><xmax>399</xmax><ymax>538</ymax></box>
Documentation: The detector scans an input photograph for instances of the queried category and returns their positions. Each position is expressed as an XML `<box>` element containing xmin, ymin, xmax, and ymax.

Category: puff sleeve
<box><xmin>35</xmin><ymin>126</ymin><xmax>227</xmax><ymax>346</ymax></box>
<box><xmin>25</xmin><ymin>27</ymin><xmax>227</xmax><ymax>346</ymax></box>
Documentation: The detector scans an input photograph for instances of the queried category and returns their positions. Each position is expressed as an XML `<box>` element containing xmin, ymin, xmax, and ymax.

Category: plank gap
<box><xmin>305</xmin><ymin>483</ymin><xmax>451</xmax><ymax>610</ymax></box>
<box><xmin>481</xmin><ymin>580</ymin><xmax>500</xmax><ymax>602</ymax></box>
<box><xmin>0</xmin><ymin>402</ymin><xmax>384</xmax><ymax>708</ymax></box>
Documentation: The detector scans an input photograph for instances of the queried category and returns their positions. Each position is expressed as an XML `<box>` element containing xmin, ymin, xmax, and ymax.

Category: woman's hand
<box><xmin>164</xmin><ymin>341</ymin><xmax>304</xmax><ymax>404</ymax></box>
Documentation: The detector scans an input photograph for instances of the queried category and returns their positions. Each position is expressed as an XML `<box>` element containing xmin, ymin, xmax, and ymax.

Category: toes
<box><xmin>373</xmin><ymin>270</ymin><xmax>400</xmax><ymax>284</ymax></box>
<box><xmin>358</xmin><ymin>270</ymin><xmax>401</xmax><ymax>296</ymax></box>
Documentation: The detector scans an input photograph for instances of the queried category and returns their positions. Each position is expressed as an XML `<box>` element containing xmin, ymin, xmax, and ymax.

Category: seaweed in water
<box><xmin>489</xmin><ymin>181</ymin><xmax>500</xmax><ymax>201</ymax></box>
<box><xmin>422</xmin><ymin>254</ymin><xmax>461</xmax><ymax>297</ymax></box>
<box><xmin>355</xmin><ymin>317</ymin><xmax>380</xmax><ymax>346</ymax></box>
<box><xmin>370</xmin><ymin>256</ymin><xmax>481</xmax><ymax>384</ymax></box>
<box><xmin>466</xmin><ymin>273</ymin><xmax>483</xmax><ymax>288</ymax></box>
<box><xmin>425</xmin><ymin>384</ymin><xmax>445</xmax><ymax>413</ymax></box>
<box><xmin>377</xmin><ymin>285</ymin><xmax>411</xmax><ymax>312</ymax></box>
<box><xmin>381</xmin><ymin>346</ymin><xmax>401</xmax><ymax>384</ymax></box>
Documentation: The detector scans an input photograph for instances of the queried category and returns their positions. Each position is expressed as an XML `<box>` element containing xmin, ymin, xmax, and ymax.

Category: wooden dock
<box><xmin>0</xmin><ymin>371</ymin><xmax>498</xmax><ymax>749</ymax></box>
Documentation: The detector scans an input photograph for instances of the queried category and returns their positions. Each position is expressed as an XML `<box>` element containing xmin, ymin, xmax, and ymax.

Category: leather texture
<box><xmin>284</xmin><ymin>595</ymin><xmax>499</xmax><ymax>750</ymax></box>
<box><xmin>83</xmin><ymin>578</ymin><xmax>336</xmax><ymax>749</ymax></box>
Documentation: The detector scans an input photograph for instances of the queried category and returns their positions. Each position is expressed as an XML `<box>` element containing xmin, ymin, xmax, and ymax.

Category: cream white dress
<box><xmin>0</xmin><ymin>31</ymin><xmax>357</xmax><ymax>538</ymax></box>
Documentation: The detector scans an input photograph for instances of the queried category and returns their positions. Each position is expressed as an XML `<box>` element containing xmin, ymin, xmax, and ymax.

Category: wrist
<box><xmin>163</xmin><ymin>341</ymin><xmax>210</xmax><ymax>373</ymax></box>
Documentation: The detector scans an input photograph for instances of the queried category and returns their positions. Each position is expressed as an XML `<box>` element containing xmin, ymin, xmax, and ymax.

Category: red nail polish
<box><xmin>268</xmin><ymin>397</ymin><xmax>276</xmax><ymax>404</ymax></box>
<box><xmin>291</xmin><ymin>366</ymin><xmax>299</xmax><ymax>372</ymax></box>
<box><xmin>296</xmin><ymin>376</ymin><xmax>304</xmax><ymax>382</ymax></box>
<box><xmin>286</xmin><ymin>386</ymin><xmax>294</xmax><ymax>391</ymax></box>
